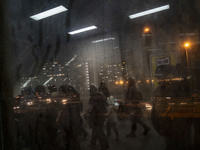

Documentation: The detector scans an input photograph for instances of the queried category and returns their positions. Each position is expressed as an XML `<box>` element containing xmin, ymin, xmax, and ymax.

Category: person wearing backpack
<box><xmin>125</xmin><ymin>78</ymin><xmax>150</xmax><ymax>137</ymax></box>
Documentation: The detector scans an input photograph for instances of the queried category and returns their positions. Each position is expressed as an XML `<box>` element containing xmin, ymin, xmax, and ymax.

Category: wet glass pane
<box><xmin>1</xmin><ymin>0</ymin><xmax>200</xmax><ymax>149</ymax></box>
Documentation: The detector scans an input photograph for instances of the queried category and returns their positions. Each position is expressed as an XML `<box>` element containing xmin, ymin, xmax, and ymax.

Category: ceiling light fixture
<box><xmin>92</xmin><ymin>37</ymin><xmax>115</xmax><ymax>43</ymax></box>
<box><xmin>43</xmin><ymin>77</ymin><xmax>53</xmax><ymax>85</ymax></box>
<box><xmin>68</xmin><ymin>26</ymin><xmax>97</xmax><ymax>35</ymax></box>
<box><xmin>22</xmin><ymin>78</ymin><xmax>32</xmax><ymax>88</ymax></box>
<box><xmin>129</xmin><ymin>4</ymin><xmax>170</xmax><ymax>19</ymax></box>
<box><xmin>30</xmin><ymin>5</ymin><xmax>68</xmax><ymax>21</ymax></box>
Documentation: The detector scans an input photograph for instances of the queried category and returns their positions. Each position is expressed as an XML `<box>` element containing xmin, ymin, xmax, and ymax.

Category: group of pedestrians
<box><xmin>86</xmin><ymin>79</ymin><xmax>150</xmax><ymax>150</ymax></box>
<box><xmin>56</xmin><ymin>78</ymin><xmax>150</xmax><ymax>150</ymax></box>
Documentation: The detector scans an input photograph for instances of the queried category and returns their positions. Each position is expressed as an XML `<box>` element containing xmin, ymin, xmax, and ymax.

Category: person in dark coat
<box><xmin>56</xmin><ymin>85</ymin><xmax>83</xmax><ymax>150</ymax></box>
<box><xmin>99</xmin><ymin>82</ymin><xmax>110</xmax><ymax>98</ymax></box>
<box><xmin>125</xmin><ymin>78</ymin><xmax>150</xmax><ymax>137</ymax></box>
<box><xmin>88</xmin><ymin>84</ymin><xmax>109</xmax><ymax>150</ymax></box>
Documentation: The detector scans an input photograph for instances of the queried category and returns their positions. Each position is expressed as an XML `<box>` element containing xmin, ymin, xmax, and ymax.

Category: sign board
<box><xmin>150</xmin><ymin>53</ymin><xmax>177</xmax><ymax>90</ymax></box>
<box><xmin>156</xmin><ymin>56</ymin><xmax>170</xmax><ymax>66</ymax></box>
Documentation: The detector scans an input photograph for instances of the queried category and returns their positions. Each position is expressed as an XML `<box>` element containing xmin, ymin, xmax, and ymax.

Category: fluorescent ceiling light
<box><xmin>30</xmin><ymin>5</ymin><xmax>67</xmax><ymax>21</ymax></box>
<box><xmin>129</xmin><ymin>4</ymin><xmax>170</xmax><ymax>19</ymax></box>
<box><xmin>65</xmin><ymin>55</ymin><xmax>77</xmax><ymax>66</ymax></box>
<box><xmin>68</xmin><ymin>26</ymin><xmax>97</xmax><ymax>35</ymax></box>
<box><xmin>22</xmin><ymin>78</ymin><xmax>32</xmax><ymax>88</ymax></box>
<box><xmin>43</xmin><ymin>77</ymin><xmax>53</xmax><ymax>85</ymax></box>
<box><xmin>92</xmin><ymin>37</ymin><xmax>115</xmax><ymax>43</ymax></box>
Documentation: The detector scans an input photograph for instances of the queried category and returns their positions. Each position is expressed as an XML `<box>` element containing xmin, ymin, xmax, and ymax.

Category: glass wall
<box><xmin>1</xmin><ymin>0</ymin><xmax>200</xmax><ymax>149</ymax></box>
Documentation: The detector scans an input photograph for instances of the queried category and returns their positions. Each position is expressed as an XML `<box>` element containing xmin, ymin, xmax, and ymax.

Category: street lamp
<box><xmin>142</xmin><ymin>26</ymin><xmax>153</xmax><ymax>97</ymax></box>
<box><xmin>183</xmin><ymin>42</ymin><xmax>191</xmax><ymax>69</ymax></box>
<box><xmin>144</xmin><ymin>27</ymin><xmax>150</xmax><ymax>33</ymax></box>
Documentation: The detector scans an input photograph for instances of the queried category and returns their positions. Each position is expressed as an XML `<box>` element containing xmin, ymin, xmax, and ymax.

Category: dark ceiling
<box><xmin>4</xmin><ymin>0</ymin><xmax>200</xmax><ymax>77</ymax></box>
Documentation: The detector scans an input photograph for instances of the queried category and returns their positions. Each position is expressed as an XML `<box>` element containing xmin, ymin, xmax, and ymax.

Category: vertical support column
<box><xmin>0</xmin><ymin>1</ymin><xmax>16</xmax><ymax>149</ymax></box>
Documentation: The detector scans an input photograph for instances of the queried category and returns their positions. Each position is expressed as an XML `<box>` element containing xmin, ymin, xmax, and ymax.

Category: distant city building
<box><xmin>98</xmin><ymin>63</ymin><xmax>126</xmax><ymax>97</ymax></box>
<box><xmin>19</xmin><ymin>58</ymin><xmax>90</xmax><ymax>95</ymax></box>
<box><xmin>63</xmin><ymin>61</ymin><xmax>89</xmax><ymax>95</ymax></box>
<box><xmin>99</xmin><ymin>63</ymin><xmax>123</xmax><ymax>83</ymax></box>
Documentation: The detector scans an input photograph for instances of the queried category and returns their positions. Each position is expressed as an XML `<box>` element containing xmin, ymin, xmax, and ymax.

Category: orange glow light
<box><xmin>184</xmin><ymin>42</ymin><xmax>190</xmax><ymax>48</ymax></box>
<box><xmin>144</xmin><ymin>27</ymin><xmax>150</xmax><ymax>33</ymax></box>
